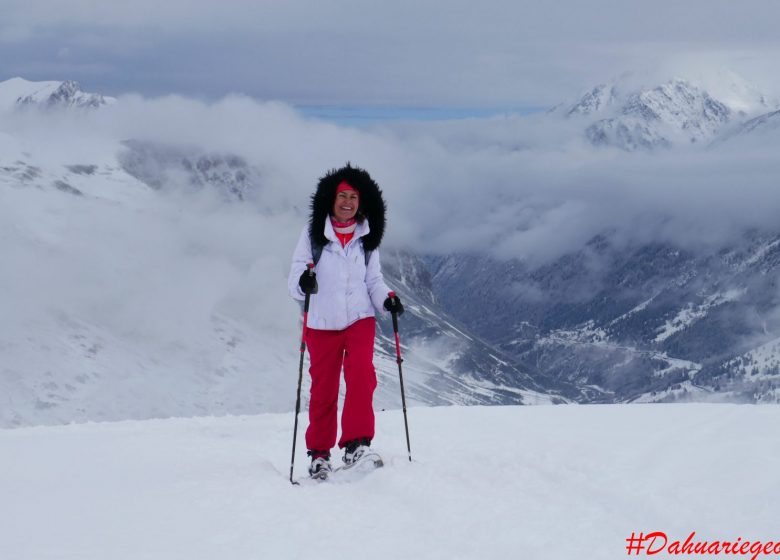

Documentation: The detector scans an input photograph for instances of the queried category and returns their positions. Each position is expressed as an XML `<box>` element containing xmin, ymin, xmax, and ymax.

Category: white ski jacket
<box><xmin>288</xmin><ymin>218</ymin><xmax>391</xmax><ymax>331</ymax></box>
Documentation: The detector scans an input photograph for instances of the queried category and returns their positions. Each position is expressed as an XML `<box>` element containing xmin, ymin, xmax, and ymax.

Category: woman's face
<box><xmin>332</xmin><ymin>189</ymin><xmax>359</xmax><ymax>222</ymax></box>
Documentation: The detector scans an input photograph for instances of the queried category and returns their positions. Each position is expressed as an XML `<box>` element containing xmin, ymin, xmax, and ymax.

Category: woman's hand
<box><xmin>383</xmin><ymin>293</ymin><xmax>404</xmax><ymax>316</ymax></box>
<box><xmin>298</xmin><ymin>269</ymin><xmax>318</xmax><ymax>295</ymax></box>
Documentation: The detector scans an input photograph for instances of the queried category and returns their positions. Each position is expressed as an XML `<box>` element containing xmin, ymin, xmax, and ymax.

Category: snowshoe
<box><xmin>308</xmin><ymin>453</ymin><xmax>332</xmax><ymax>481</ymax></box>
<box><xmin>339</xmin><ymin>438</ymin><xmax>384</xmax><ymax>472</ymax></box>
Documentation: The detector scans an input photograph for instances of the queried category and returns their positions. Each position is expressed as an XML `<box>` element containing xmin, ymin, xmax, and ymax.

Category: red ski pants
<box><xmin>305</xmin><ymin>317</ymin><xmax>377</xmax><ymax>452</ymax></box>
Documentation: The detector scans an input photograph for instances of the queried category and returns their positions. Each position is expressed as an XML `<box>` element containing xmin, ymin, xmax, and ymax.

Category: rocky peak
<box><xmin>0</xmin><ymin>77</ymin><xmax>113</xmax><ymax>111</ymax></box>
<box><xmin>574</xmin><ymin>78</ymin><xmax>736</xmax><ymax>150</ymax></box>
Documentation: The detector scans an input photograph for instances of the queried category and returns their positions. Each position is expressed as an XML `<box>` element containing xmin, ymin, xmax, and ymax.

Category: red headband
<box><xmin>336</xmin><ymin>181</ymin><xmax>358</xmax><ymax>196</ymax></box>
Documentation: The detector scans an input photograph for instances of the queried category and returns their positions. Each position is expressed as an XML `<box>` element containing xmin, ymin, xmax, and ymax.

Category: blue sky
<box><xmin>295</xmin><ymin>105</ymin><xmax>545</xmax><ymax>126</ymax></box>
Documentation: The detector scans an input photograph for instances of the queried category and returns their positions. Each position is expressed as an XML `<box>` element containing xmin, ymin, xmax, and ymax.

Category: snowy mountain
<box><xmin>2</xmin><ymin>404</ymin><xmax>778</xmax><ymax>559</ymax></box>
<box><xmin>561</xmin><ymin>74</ymin><xmax>777</xmax><ymax>150</ymax></box>
<box><xmin>0</xmin><ymin>77</ymin><xmax>114</xmax><ymax>111</ymax></box>
<box><xmin>118</xmin><ymin>139</ymin><xmax>260</xmax><ymax>200</ymax></box>
<box><xmin>584</xmin><ymin>79</ymin><xmax>730</xmax><ymax>149</ymax></box>
<box><xmin>425</xmin><ymin>230</ymin><xmax>780</xmax><ymax>404</ymax></box>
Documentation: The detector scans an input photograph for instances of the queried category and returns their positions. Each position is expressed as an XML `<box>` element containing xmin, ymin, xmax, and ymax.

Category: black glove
<box><xmin>298</xmin><ymin>269</ymin><xmax>318</xmax><ymax>295</ymax></box>
<box><xmin>383</xmin><ymin>293</ymin><xmax>404</xmax><ymax>316</ymax></box>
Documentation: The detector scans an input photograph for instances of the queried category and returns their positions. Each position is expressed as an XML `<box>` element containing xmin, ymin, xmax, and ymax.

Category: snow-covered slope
<box><xmin>1</xmin><ymin>161</ymin><xmax>554</xmax><ymax>427</ymax></box>
<box><xmin>1</xmin><ymin>404</ymin><xmax>778</xmax><ymax>560</ymax></box>
<box><xmin>715</xmin><ymin>109</ymin><xmax>780</xmax><ymax>144</ymax></box>
<box><xmin>0</xmin><ymin>100</ymin><xmax>558</xmax><ymax>428</ymax></box>
<box><xmin>0</xmin><ymin>77</ymin><xmax>113</xmax><ymax>111</ymax></box>
<box><xmin>566</xmin><ymin>83</ymin><xmax>619</xmax><ymax>116</ymax></box>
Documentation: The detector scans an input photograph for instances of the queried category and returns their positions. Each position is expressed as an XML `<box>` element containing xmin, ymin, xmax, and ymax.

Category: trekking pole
<box><xmin>388</xmin><ymin>291</ymin><xmax>412</xmax><ymax>462</ymax></box>
<box><xmin>290</xmin><ymin>263</ymin><xmax>315</xmax><ymax>485</ymax></box>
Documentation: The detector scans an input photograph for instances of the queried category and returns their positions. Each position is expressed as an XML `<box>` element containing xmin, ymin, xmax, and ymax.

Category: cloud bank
<box><xmin>4</xmin><ymin>87</ymin><xmax>780</xmax><ymax>271</ymax></box>
<box><xmin>2</xmin><ymin>1</ymin><xmax>780</xmax><ymax>106</ymax></box>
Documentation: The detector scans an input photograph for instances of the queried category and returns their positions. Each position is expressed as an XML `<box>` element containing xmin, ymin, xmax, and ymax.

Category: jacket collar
<box><xmin>324</xmin><ymin>217</ymin><xmax>371</xmax><ymax>244</ymax></box>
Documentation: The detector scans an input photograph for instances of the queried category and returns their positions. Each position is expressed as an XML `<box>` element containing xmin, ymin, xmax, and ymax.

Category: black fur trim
<box><xmin>308</xmin><ymin>163</ymin><xmax>386</xmax><ymax>252</ymax></box>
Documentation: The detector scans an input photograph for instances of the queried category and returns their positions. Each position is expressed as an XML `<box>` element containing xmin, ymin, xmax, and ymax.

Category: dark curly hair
<box><xmin>308</xmin><ymin>163</ymin><xmax>386</xmax><ymax>252</ymax></box>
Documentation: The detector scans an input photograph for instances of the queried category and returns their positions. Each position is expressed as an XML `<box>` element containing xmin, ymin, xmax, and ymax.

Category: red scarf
<box><xmin>331</xmin><ymin>217</ymin><xmax>357</xmax><ymax>247</ymax></box>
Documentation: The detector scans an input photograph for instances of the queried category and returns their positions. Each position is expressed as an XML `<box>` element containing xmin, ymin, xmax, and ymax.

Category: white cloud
<box><xmin>3</xmin><ymin>88</ymin><xmax>780</xmax><ymax>281</ymax></box>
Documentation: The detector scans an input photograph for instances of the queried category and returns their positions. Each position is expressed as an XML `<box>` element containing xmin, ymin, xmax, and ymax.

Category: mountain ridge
<box><xmin>0</xmin><ymin>77</ymin><xmax>114</xmax><ymax>111</ymax></box>
<box><xmin>559</xmin><ymin>73</ymin><xmax>778</xmax><ymax>150</ymax></box>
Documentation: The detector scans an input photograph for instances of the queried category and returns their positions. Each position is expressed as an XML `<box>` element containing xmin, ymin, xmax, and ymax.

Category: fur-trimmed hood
<box><xmin>308</xmin><ymin>164</ymin><xmax>386</xmax><ymax>252</ymax></box>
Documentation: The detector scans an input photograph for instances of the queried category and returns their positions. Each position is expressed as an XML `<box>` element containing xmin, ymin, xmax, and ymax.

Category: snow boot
<box><xmin>308</xmin><ymin>451</ymin><xmax>332</xmax><ymax>480</ymax></box>
<box><xmin>343</xmin><ymin>437</ymin><xmax>372</xmax><ymax>466</ymax></box>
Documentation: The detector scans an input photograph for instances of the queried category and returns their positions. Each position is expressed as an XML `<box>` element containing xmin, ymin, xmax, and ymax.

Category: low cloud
<box><xmin>3</xmin><ymin>89</ymin><xmax>780</xmax><ymax>273</ymax></box>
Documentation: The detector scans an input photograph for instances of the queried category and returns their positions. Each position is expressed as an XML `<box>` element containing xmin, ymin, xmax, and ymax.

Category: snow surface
<box><xmin>1</xmin><ymin>404</ymin><xmax>778</xmax><ymax>560</ymax></box>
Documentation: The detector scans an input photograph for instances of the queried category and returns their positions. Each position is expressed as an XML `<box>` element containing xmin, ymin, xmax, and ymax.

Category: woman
<box><xmin>288</xmin><ymin>164</ymin><xmax>404</xmax><ymax>478</ymax></box>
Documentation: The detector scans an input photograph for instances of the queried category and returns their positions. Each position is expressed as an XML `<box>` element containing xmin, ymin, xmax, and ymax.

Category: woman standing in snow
<box><xmin>288</xmin><ymin>164</ymin><xmax>403</xmax><ymax>478</ymax></box>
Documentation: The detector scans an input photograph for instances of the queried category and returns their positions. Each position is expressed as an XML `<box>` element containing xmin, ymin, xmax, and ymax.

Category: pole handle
<box><xmin>388</xmin><ymin>291</ymin><xmax>400</xmax><ymax>333</ymax></box>
<box><xmin>302</xmin><ymin>263</ymin><xmax>315</xmax><ymax>312</ymax></box>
